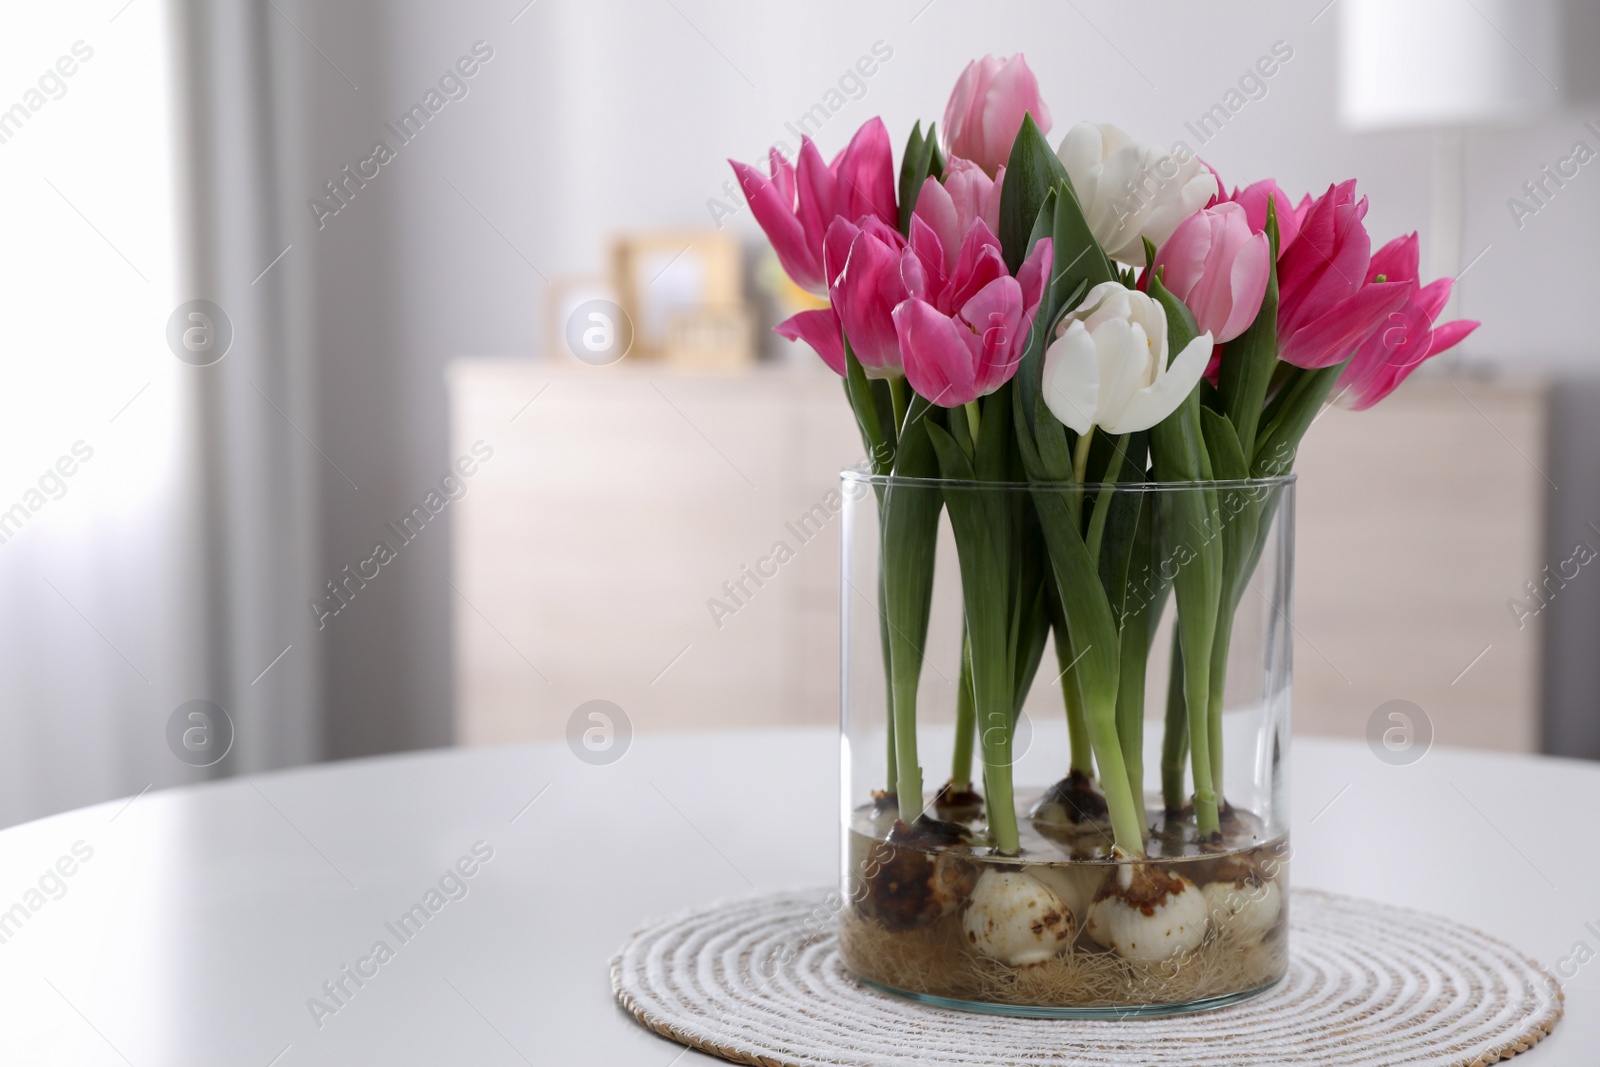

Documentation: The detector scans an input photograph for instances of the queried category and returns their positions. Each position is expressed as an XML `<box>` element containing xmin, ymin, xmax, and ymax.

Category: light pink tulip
<box><xmin>912</xmin><ymin>159</ymin><xmax>1004</xmax><ymax>276</ymax></box>
<box><xmin>1337</xmin><ymin>234</ymin><xmax>1479</xmax><ymax>409</ymax></box>
<box><xmin>1276</xmin><ymin>180</ymin><xmax>1411</xmax><ymax>369</ymax></box>
<box><xmin>729</xmin><ymin>118</ymin><xmax>897</xmax><ymax>295</ymax></box>
<box><xmin>1230</xmin><ymin>178</ymin><xmax>1307</xmax><ymax>255</ymax></box>
<box><xmin>1152</xmin><ymin>202</ymin><xmax>1271</xmax><ymax>343</ymax></box>
<box><xmin>892</xmin><ymin>219</ymin><xmax>1052</xmax><ymax>406</ymax></box>
<box><xmin>940</xmin><ymin>55</ymin><xmax>1051</xmax><ymax>177</ymax></box>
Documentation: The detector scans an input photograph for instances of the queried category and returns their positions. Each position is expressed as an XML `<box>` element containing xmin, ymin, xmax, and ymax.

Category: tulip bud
<box><xmin>1152</xmin><ymin>202</ymin><xmax>1271</xmax><ymax>343</ymax></box>
<box><xmin>940</xmin><ymin>54</ymin><xmax>1051</xmax><ymax>177</ymax></box>
<box><xmin>1057</xmin><ymin>123</ymin><xmax>1217</xmax><ymax>266</ymax></box>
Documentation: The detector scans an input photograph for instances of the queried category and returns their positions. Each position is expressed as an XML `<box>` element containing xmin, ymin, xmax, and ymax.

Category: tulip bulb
<box><xmin>1025</xmin><ymin>864</ymin><xmax>1107</xmax><ymax>922</ymax></box>
<box><xmin>962</xmin><ymin>870</ymin><xmax>1076</xmax><ymax>967</ymax></box>
<box><xmin>1201</xmin><ymin>876</ymin><xmax>1282</xmax><ymax>946</ymax></box>
<box><xmin>1085</xmin><ymin>864</ymin><xmax>1209</xmax><ymax>962</ymax></box>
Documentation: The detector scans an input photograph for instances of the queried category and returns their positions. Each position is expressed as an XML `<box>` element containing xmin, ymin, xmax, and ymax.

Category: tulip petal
<box><xmin>1216</xmin><ymin>231</ymin><xmax>1271</xmax><ymax>342</ymax></box>
<box><xmin>903</xmin><ymin>215</ymin><xmax>946</xmax><ymax>301</ymax></box>
<box><xmin>895</xmin><ymin>297</ymin><xmax>981</xmax><ymax>407</ymax></box>
<box><xmin>795</xmin><ymin>137</ymin><xmax>839</xmax><ymax>261</ymax></box>
<box><xmin>1368</xmin><ymin>233</ymin><xmax>1420</xmax><ymax>286</ymax></box>
<box><xmin>1108</xmin><ymin>331</ymin><xmax>1213</xmax><ymax>434</ymax></box>
<box><xmin>944</xmin><ymin>220</ymin><xmax>1008</xmax><ymax>313</ymax></box>
<box><xmin>1280</xmin><ymin>279</ymin><xmax>1411</xmax><ymax>369</ymax></box>
<box><xmin>775</xmin><ymin>308</ymin><xmax>845</xmax><ymax>376</ymax></box>
<box><xmin>834</xmin><ymin>117</ymin><xmax>898</xmax><ymax>230</ymax></box>
<box><xmin>766</xmin><ymin>147</ymin><xmax>795</xmax><ymax>208</ymax></box>
<box><xmin>961</xmin><ymin>275</ymin><xmax>1026</xmax><ymax>395</ymax></box>
<box><xmin>832</xmin><ymin>222</ymin><xmax>908</xmax><ymax>376</ymax></box>
<box><xmin>1015</xmin><ymin>237</ymin><xmax>1054</xmax><ymax>320</ymax></box>
<box><xmin>1153</xmin><ymin>208</ymin><xmax>1213</xmax><ymax>305</ymax></box>
<box><xmin>730</xmin><ymin>158</ymin><xmax>819</xmax><ymax>293</ymax></box>
<box><xmin>1090</xmin><ymin>317</ymin><xmax>1146</xmax><ymax>429</ymax></box>
<box><xmin>1042</xmin><ymin>323</ymin><xmax>1101</xmax><ymax>434</ymax></box>
<box><xmin>1232</xmin><ymin>179</ymin><xmax>1302</xmax><ymax>254</ymax></box>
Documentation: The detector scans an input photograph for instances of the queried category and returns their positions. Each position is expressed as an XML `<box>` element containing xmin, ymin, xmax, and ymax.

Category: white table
<box><xmin>0</xmin><ymin>731</ymin><xmax>1593</xmax><ymax>1065</ymax></box>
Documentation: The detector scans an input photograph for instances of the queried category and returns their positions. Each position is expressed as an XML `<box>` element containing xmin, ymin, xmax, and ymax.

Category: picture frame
<box><xmin>612</xmin><ymin>232</ymin><xmax>745</xmax><ymax>363</ymax></box>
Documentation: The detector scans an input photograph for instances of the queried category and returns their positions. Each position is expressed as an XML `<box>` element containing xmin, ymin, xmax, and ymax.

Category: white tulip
<box><xmin>1085</xmin><ymin>865</ymin><xmax>1209</xmax><ymax>962</ymax></box>
<box><xmin>962</xmin><ymin>870</ymin><xmax>1076</xmax><ymax>967</ymax></box>
<box><xmin>1057</xmin><ymin>122</ymin><xmax>1218</xmax><ymax>265</ymax></box>
<box><xmin>1201</xmin><ymin>877</ymin><xmax>1282</xmax><ymax>945</ymax></box>
<box><xmin>1042</xmin><ymin>281</ymin><xmax>1212</xmax><ymax>436</ymax></box>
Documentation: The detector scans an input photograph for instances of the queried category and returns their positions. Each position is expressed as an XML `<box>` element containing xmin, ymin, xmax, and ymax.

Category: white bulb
<box><xmin>1085</xmin><ymin>867</ymin><xmax>1208</xmax><ymax>962</ymax></box>
<box><xmin>962</xmin><ymin>870</ymin><xmax>1075</xmax><ymax>967</ymax></box>
<box><xmin>1026</xmin><ymin>864</ymin><xmax>1107</xmax><ymax>921</ymax></box>
<box><xmin>1201</xmin><ymin>877</ymin><xmax>1282</xmax><ymax>945</ymax></box>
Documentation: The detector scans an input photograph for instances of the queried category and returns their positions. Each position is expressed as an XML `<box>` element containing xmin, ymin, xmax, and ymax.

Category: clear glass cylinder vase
<box><xmin>838</xmin><ymin>468</ymin><xmax>1294</xmax><ymax>1017</ymax></box>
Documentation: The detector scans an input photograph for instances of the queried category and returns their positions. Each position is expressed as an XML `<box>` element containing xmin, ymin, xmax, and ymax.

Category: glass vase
<box><xmin>838</xmin><ymin>469</ymin><xmax>1294</xmax><ymax>1017</ymax></box>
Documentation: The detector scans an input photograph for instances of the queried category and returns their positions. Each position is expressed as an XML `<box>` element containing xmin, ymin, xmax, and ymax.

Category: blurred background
<box><xmin>2</xmin><ymin>0</ymin><xmax>1597</xmax><ymax>828</ymax></box>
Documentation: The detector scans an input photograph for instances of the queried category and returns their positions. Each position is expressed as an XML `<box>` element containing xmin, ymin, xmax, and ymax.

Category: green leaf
<box><xmin>1217</xmin><ymin>199</ymin><xmax>1281</xmax><ymax>459</ymax></box>
<box><xmin>1050</xmin><ymin>180</ymin><xmax>1116</xmax><ymax>312</ymax></box>
<box><xmin>897</xmin><ymin>122</ymin><xmax>928</xmax><ymax>235</ymax></box>
<box><xmin>1012</xmin><ymin>188</ymin><xmax>1060</xmax><ymax>442</ymax></box>
<box><xmin>843</xmin><ymin>340</ymin><xmax>890</xmax><ymax>475</ymax></box>
<box><xmin>998</xmin><ymin>113</ymin><xmax>1071</xmax><ymax>274</ymax></box>
<box><xmin>926</xmin><ymin>418</ymin><xmax>1024</xmax><ymax>850</ymax></box>
<box><xmin>1252</xmin><ymin>362</ymin><xmax>1343</xmax><ymax>478</ymax></box>
<box><xmin>1200</xmin><ymin>406</ymin><xmax>1258</xmax><ymax>609</ymax></box>
<box><xmin>871</xmin><ymin>378</ymin><xmax>898</xmax><ymax>449</ymax></box>
<box><xmin>1199</xmin><ymin>408</ymin><xmax>1247</xmax><ymax>481</ymax></box>
<box><xmin>881</xmin><ymin>401</ymin><xmax>946</xmax><ymax>822</ymax></box>
<box><xmin>1145</xmin><ymin>272</ymin><xmax>1225</xmax><ymax>833</ymax></box>
<box><xmin>1091</xmin><ymin>432</ymin><xmax>1149</xmax><ymax>604</ymax></box>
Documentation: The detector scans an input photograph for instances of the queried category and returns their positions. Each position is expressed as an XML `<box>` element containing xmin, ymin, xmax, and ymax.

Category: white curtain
<box><xmin>0</xmin><ymin>0</ymin><xmax>321</xmax><ymax>827</ymax></box>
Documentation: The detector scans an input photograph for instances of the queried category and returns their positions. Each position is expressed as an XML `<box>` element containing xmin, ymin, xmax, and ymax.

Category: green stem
<box><xmin>1054</xmin><ymin>619</ymin><xmax>1095</xmax><ymax>777</ymax></box>
<box><xmin>951</xmin><ymin>627</ymin><xmax>976</xmax><ymax>788</ymax></box>
<box><xmin>1183</xmin><ymin>628</ymin><xmax>1219</xmax><ymax>836</ymax></box>
<box><xmin>1084</xmin><ymin>435</ymin><xmax>1127</xmax><ymax>562</ymax></box>
<box><xmin>888</xmin><ymin>376</ymin><xmax>909</xmax><ymax>440</ymax></box>
<box><xmin>1207</xmin><ymin>598</ymin><xmax>1236</xmax><ymax>806</ymax></box>
<box><xmin>963</xmin><ymin>400</ymin><xmax>981</xmax><ymax>442</ymax></box>
<box><xmin>1116</xmin><ymin>605</ymin><xmax>1150</xmax><ymax>833</ymax></box>
<box><xmin>1161</xmin><ymin>631</ymin><xmax>1189</xmax><ymax>813</ymax></box>
<box><xmin>1072</xmin><ymin>426</ymin><xmax>1094</xmax><ymax>485</ymax></box>
<box><xmin>891</xmin><ymin>670</ymin><xmax>924</xmax><ymax>825</ymax></box>
<box><xmin>974</xmin><ymin>618</ymin><xmax>1020</xmax><ymax>853</ymax></box>
<box><xmin>1073</xmin><ymin>668</ymin><xmax>1146</xmax><ymax>856</ymax></box>
<box><xmin>879</xmin><ymin>566</ymin><xmax>897</xmax><ymax>790</ymax></box>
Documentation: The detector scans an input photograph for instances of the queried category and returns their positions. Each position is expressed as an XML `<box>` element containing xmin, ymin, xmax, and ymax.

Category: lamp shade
<box><xmin>1339</xmin><ymin>0</ymin><xmax>1562</xmax><ymax>130</ymax></box>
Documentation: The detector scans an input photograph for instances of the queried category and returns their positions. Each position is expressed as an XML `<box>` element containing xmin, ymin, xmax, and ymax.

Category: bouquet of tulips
<box><xmin>731</xmin><ymin>54</ymin><xmax>1475</xmax><ymax>981</ymax></box>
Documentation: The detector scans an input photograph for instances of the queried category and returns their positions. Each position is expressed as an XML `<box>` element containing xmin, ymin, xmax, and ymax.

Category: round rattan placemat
<box><xmin>612</xmin><ymin>888</ymin><xmax>1562</xmax><ymax>1067</ymax></box>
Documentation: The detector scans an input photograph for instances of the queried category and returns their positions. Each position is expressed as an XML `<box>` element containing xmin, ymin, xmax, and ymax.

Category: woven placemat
<box><xmin>612</xmin><ymin>888</ymin><xmax>1562</xmax><ymax>1067</ymax></box>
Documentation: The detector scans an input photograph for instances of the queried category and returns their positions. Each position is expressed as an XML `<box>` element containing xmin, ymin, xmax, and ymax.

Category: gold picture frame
<box><xmin>612</xmin><ymin>232</ymin><xmax>746</xmax><ymax>364</ymax></box>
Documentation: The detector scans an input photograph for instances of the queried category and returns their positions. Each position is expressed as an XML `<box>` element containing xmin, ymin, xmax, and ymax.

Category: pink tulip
<box><xmin>1276</xmin><ymin>180</ymin><xmax>1411</xmax><ymax>369</ymax></box>
<box><xmin>912</xmin><ymin>159</ymin><xmax>1005</xmax><ymax>275</ymax></box>
<box><xmin>729</xmin><ymin>118</ymin><xmax>897</xmax><ymax>295</ymax></box>
<box><xmin>940</xmin><ymin>55</ymin><xmax>1051</xmax><ymax>177</ymax></box>
<box><xmin>1337</xmin><ymin>234</ymin><xmax>1479</xmax><ymax>409</ymax></box>
<box><xmin>892</xmin><ymin>218</ymin><xmax>1053</xmax><ymax>406</ymax></box>
<box><xmin>774</xmin><ymin>308</ymin><xmax>845</xmax><ymax>376</ymax></box>
<box><xmin>1230</xmin><ymin>179</ymin><xmax>1307</xmax><ymax>255</ymax></box>
<box><xmin>823</xmin><ymin>215</ymin><xmax>910</xmax><ymax>377</ymax></box>
<box><xmin>1152</xmin><ymin>202</ymin><xmax>1271</xmax><ymax>343</ymax></box>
